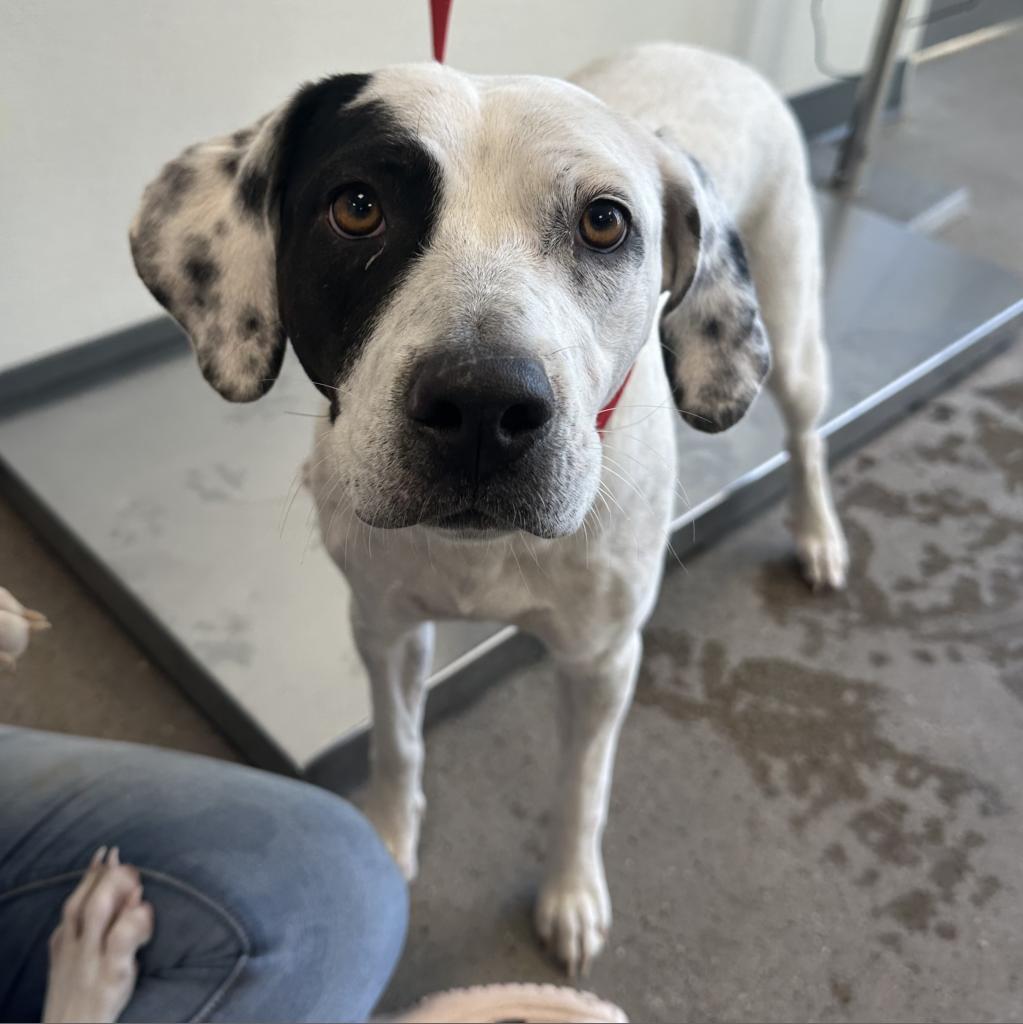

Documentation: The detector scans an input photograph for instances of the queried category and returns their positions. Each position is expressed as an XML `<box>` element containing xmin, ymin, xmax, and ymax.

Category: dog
<box><xmin>130</xmin><ymin>42</ymin><xmax>848</xmax><ymax>973</ymax></box>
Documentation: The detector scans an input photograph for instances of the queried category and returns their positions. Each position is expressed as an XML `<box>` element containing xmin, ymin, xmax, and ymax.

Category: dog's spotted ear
<box><xmin>129</xmin><ymin>75</ymin><xmax>368</xmax><ymax>402</ymax></box>
<box><xmin>129</xmin><ymin>108</ymin><xmax>291</xmax><ymax>401</ymax></box>
<box><xmin>654</xmin><ymin>133</ymin><xmax>771</xmax><ymax>433</ymax></box>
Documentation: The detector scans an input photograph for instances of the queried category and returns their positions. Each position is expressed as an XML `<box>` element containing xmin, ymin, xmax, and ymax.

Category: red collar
<box><xmin>596</xmin><ymin>365</ymin><xmax>634</xmax><ymax>434</ymax></box>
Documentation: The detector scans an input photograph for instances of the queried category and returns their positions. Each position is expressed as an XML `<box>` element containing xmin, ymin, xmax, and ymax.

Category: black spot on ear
<box><xmin>153</xmin><ymin>161</ymin><xmax>197</xmax><ymax>216</ymax></box>
<box><xmin>182</xmin><ymin>237</ymin><xmax>222</xmax><ymax>311</ymax></box>
<box><xmin>727</xmin><ymin>229</ymin><xmax>751</xmax><ymax>281</ymax></box>
<box><xmin>164</xmin><ymin>161</ymin><xmax>195</xmax><ymax>196</ymax></box>
<box><xmin>214</xmin><ymin>219</ymin><xmax>228</xmax><ymax>237</ymax></box>
<box><xmin>238</xmin><ymin>168</ymin><xmax>270</xmax><ymax>218</ymax></box>
<box><xmin>240</xmin><ymin>308</ymin><xmax>263</xmax><ymax>337</ymax></box>
<box><xmin>733</xmin><ymin>305</ymin><xmax>757</xmax><ymax>347</ymax></box>
<box><xmin>184</xmin><ymin>252</ymin><xmax>219</xmax><ymax>289</ymax></box>
<box><xmin>704</xmin><ymin>317</ymin><xmax>721</xmax><ymax>340</ymax></box>
<box><xmin>220</xmin><ymin>153</ymin><xmax>240</xmax><ymax>178</ymax></box>
<box><xmin>685</xmin><ymin>207</ymin><xmax>701</xmax><ymax>240</ymax></box>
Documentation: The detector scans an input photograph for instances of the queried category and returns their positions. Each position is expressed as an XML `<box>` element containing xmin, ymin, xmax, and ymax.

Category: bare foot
<box><xmin>43</xmin><ymin>847</ymin><xmax>154</xmax><ymax>1024</ymax></box>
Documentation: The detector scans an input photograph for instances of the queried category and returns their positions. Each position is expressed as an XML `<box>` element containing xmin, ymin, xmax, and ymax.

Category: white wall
<box><xmin>0</xmin><ymin>0</ymin><xmax>912</xmax><ymax>372</ymax></box>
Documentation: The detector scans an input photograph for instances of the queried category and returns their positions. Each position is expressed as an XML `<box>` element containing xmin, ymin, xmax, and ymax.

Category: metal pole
<box><xmin>831</xmin><ymin>0</ymin><xmax>913</xmax><ymax>194</ymax></box>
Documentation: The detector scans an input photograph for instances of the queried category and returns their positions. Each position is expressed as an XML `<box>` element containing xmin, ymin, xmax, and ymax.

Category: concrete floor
<box><xmin>2</xmin><ymin>24</ymin><xmax>1022</xmax><ymax>1023</ymax></box>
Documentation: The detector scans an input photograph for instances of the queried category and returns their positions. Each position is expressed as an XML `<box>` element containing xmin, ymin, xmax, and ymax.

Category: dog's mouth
<box><xmin>427</xmin><ymin>507</ymin><xmax>510</xmax><ymax>534</ymax></box>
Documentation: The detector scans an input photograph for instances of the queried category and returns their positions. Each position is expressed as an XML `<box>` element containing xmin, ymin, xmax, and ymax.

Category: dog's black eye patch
<box><xmin>274</xmin><ymin>76</ymin><xmax>441</xmax><ymax>403</ymax></box>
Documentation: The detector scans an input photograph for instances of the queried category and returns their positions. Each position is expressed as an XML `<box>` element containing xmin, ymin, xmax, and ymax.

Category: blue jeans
<box><xmin>0</xmin><ymin>727</ymin><xmax>407</xmax><ymax>1023</ymax></box>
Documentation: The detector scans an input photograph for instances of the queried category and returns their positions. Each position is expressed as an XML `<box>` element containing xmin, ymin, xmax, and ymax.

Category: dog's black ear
<box><xmin>129</xmin><ymin>75</ymin><xmax>368</xmax><ymax>402</ymax></box>
<box><xmin>654</xmin><ymin>133</ymin><xmax>770</xmax><ymax>433</ymax></box>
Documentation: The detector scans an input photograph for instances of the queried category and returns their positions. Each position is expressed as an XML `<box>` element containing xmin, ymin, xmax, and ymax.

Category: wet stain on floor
<box><xmin>637</xmin><ymin>627</ymin><xmax>1008</xmax><ymax>950</ymax></box>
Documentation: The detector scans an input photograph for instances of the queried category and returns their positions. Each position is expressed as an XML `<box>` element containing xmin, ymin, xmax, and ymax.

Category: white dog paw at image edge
<box><xmin>0</xmin><ymin>586</ymin><xmax>50</xmax><ymax>671</ymax></box>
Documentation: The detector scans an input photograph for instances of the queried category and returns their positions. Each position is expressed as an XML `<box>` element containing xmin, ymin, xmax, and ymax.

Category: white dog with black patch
<box><xmin>131</xmin><ymin>43</ymin><xmax>848</xmax><ymax>973</ymax></box>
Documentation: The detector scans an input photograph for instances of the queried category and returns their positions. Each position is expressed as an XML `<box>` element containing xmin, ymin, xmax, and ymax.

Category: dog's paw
<box><xmin>43</xmin><ymin>847</ymin><xmax>154</xmax><ymax>1024</ymax></box>
<box><xmin>361</xmin><ymin>785</ymin><xmax>424</xmax><ymax>881</ymax></box>
<box><xmin>794</xmin><ymin>514</ymin><xmax>848</xmax><ymax>591</ymax></box>
<box><xmin>0</xmin><ymin>587</ymin><xmax>50</xmax><ymax>671</ymax></box>
<box><xmin>535</xmin><ymin>864</ymin><xmax>611</xmax><ymax>977</ymax></box>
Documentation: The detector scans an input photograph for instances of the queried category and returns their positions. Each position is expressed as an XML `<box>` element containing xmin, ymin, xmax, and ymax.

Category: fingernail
<box><xmin>109</xmin><ymin>846</ymin><xmax>120</xmax><ymax>866</ymax></box>
<box><xmin>91</xmin><ymin>846</ymin><xmax>107</xmax><ymax>866</ymax></box>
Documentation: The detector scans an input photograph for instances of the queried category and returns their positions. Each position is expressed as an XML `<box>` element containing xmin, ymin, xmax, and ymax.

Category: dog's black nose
<box><xmin>406</xmin><ymin>353</ymin><xmax>554</xmax><ymax>479</ymax></box>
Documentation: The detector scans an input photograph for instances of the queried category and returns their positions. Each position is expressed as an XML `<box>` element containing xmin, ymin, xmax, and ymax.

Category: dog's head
<box><xmin>130</xmin><ymin>65</ymin><xmax>768</xmax><ymax>537</ymax></box>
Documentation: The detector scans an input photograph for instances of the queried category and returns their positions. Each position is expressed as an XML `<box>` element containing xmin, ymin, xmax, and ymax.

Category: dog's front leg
<box><xmin>536</xmin><ymin>630</ymin><xmax>641</xmax><ymax>975</ymax></box>
<box><xmin>351</xmin><ymin>605</ymin><xmax>434</xmax><ymax>881</ymax></box>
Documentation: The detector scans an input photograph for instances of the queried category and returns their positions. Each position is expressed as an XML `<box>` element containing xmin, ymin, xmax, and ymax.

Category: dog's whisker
<box><xmin>544</xmin><ymin>343</ymin><xmax>587</xmax><ymax>359</ymax></box>
<box><xmin>607</xmin><ymin>440</ymin><xmax>692</xmax><ymax>511</ymax></box>
<box><xmin>280</xmin><ymin>447</ymin><xmax>336</xmax><ymax>537</ymax></box>
<box><xmin>596</xmin><ymin>477</ymin><xmax>643</xmax><ymax>565</ymax></box>
<box><xmin>507</xmin><ymin>529</ymin><xmax>535</xmax><ymax>604</ymax></box>
<box><xmin>599</xmin><ymin>458</ymin><xmax>648</xmax><ymax>506</ymax></box>
<box><xmin>304</xmin><ymin>469</ymin><xmax>345</xmax><ymax>564</ymax></box>
<box><xmin>279</xmin><ymin>467</ymin><xmax>308</xmax><ymax>539</ymax></box>
<box><xmin>597</xmin><ymin>403</ymin><xmax>672</xmax><ymax>431</ymax></box>
<box><xmin>602</xmin><ymin>452</ymin><xmax>688</xmax><ymax>570</ymax></box>
<box><xmin>320</xmin><ymin>471</ymin><xmax>349</xmax><ymax>562</ymax></box>
<box><xmin>601</xmin><ymin>455</ymin><xmax>658</xmax><ymax>557</ymax></box>
<box><xmin>593</xmin><ymin>485</ymin><xmax>614</xmax><ymax>527</ymax></box>
<box><xmin>601</xmin><ymin>399</ymin><xmax>715</xmax><ymax>429</ymax></box>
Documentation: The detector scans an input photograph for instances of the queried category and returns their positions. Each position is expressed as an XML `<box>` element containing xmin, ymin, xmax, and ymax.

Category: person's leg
<box><xmin>0</xmin><ymin>726</ymin><xmax>407</xmax><ymax>1023</ymax></box>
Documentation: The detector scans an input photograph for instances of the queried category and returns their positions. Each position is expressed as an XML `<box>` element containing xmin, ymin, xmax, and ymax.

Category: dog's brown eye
<box><xmin>329</xmin><ymin>184</ymin><xmax>384</xmax><ymax>237</ymax></box>
<box><xmin>579</xmin><ymin>199</ymin><xmax>628</xmax><ymax>251</ymax></box>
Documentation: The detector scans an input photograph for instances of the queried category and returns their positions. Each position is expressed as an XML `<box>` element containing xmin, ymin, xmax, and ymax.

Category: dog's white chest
<box><xmin>400</xmin><ymin>536</ymin><xmax>550</xmax><ymax>623</ymax></box>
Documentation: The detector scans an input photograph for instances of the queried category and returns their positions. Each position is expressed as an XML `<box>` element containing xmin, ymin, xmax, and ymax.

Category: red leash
<box><xmin>429</xmin><ymin>1</ymin><xmax>630</xmax><ymax>434</ymax></box>
<box><xmin>430</xmin><ymin>0</ymin><xmax>453</xmax><ymax>61</ymax></box>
